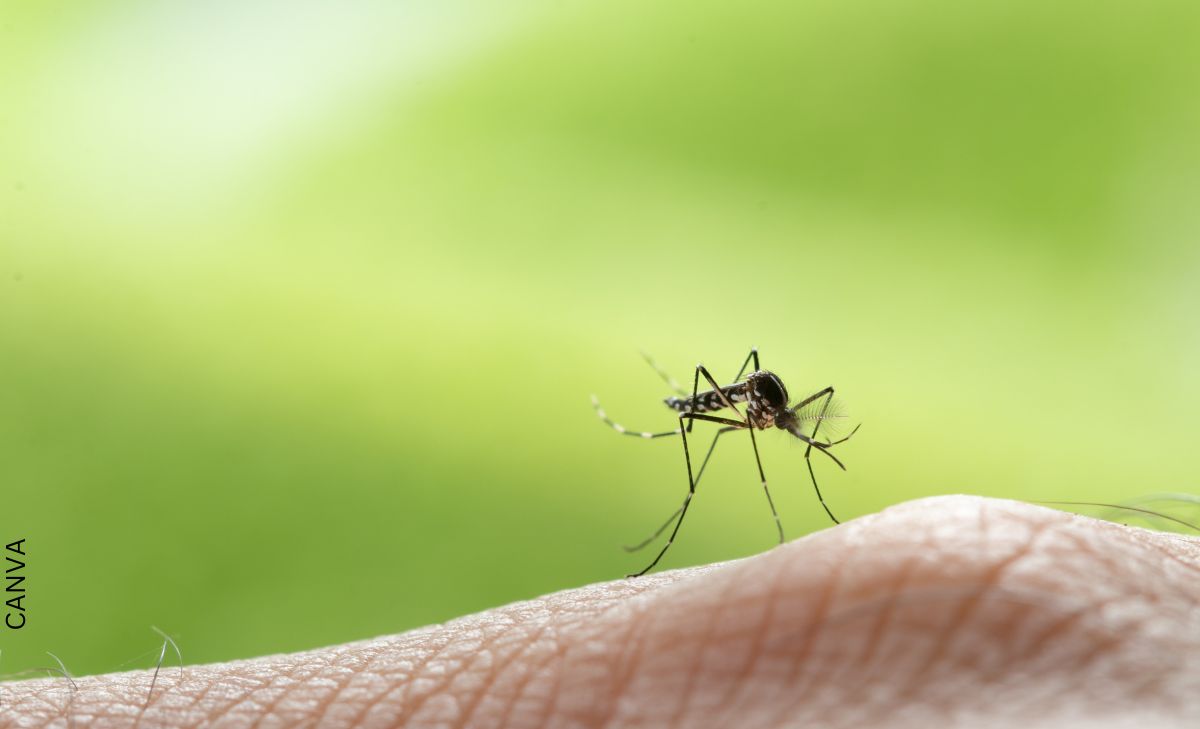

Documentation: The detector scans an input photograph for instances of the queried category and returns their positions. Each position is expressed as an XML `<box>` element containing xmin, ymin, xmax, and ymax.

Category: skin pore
<box><xmin>3</xmin><ymin>495</ymin><xmax>1198</xmax><ymax>728</ymax></box>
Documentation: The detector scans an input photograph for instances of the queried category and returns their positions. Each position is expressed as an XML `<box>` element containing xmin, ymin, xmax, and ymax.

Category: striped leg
<box><xmin>747</xmin><ymin>423</ymin><xmax>785</xmax><ymax>544</ymax></box>
<box><xmin>605</xmin><ymin>353</ymin><xmax>772</xmax><ymax>567</ymax></box>
<box><xmin>627</xmin><ymin>361</ymin><xmax>752</xmax><ymax>575</ymax></box>
<box><xmin>628</xmin><ymin>415</ymin><xmax>699</xmax><ymax>577</ymax></box>
<box><xmin>640</xmin><ymin>351</ymin><xmax>688</xmax><ymax>396</ymax></box>
<box><xmin>803</xmin><ymin>388</ymin><xmax>842</xmax><ymax>524</ymax></box>
<box><xmin>679</xmin><ymin>352</ymin><xmax>755</xmax><ymax>432</ymax></box>
<box><xmin>591</xmin><ymin>395</ymin><xmax>682</xmax><ymax>439</ymax></box>
<box><xmin>788</xmin><ymin>386</ymin><xmax>845</xmax><ymax>524</ymax></box>
<box><xmin>734</xmin><ymin>347</ymin><xmax>761</xmax><ymax>381</ymax></box>
<box><xmin>680</xmin><ymin>412</ymin><xmax>785</xmax><ymax>543</ymax></box>
<box><xmin>623</xmin><ymin>426</ymin><xmax>740</xmax><ymax>552</ymax></box>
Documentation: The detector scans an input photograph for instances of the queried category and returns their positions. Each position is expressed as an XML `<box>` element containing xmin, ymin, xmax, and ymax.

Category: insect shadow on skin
<box><xmin>592</xmin><ymin>347</ymin><xmax>862</xmax><ymax>577</ymax></box>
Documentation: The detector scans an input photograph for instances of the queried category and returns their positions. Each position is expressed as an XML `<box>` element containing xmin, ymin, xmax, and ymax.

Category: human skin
<box><xmin>2</xmin><ymin>496</ymin><xmax>1198</xmax><ymax>728</ymax></box>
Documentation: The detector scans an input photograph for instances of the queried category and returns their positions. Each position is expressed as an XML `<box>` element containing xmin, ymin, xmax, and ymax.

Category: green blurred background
<box><xmin>2</xmin><ymin>0</ymin><xmax>1198</xmax><ymax>677</ymax></box>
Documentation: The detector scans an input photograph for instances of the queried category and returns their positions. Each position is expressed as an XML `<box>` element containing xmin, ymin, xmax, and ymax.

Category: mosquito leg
<box><xmin>811</xmin><ymin>390</ymin><xmax>834</xmax><ymax>437</ymax></box>
<box><xmin>624</xmin><ymin>426</ymin><xmax>741</xmax><ymax>552</ymax></box>
<box><xmin>806</xmin><ymin>456</ymin><xmax>839</xmax><ymax>524</ymax></box>
<box><xmin>697</xmin><ymin>365</ymin><xmax>746</xmax><ymax>420</ymax></box>
<box><xmin>685</xmin><ymin>361</ymin><xmax>702</xmax><ymax>432</ymax></box>
<box><xmin>799</xmin><ymin>436</ymin><xmax>848</xmax><ymax>470</ymax></box>
<box><xmin>791</xmin><ymin>386</ymin><xmax>835</xmax><ymax>411</ymax></box>
<box><xmin>623</xmin><ymin>506</ymin><xmax>683</xmax><ymax>553</ymax></box>
<box><xmin>790</xmin><ymin>428</ymin><xmax>843</xmax><ymax>524</ymax></box>
<box><xmin>791</xmin><ymin>386</ymin><xmax>844</xmax><ymax>447</ymax></box>
<box><xmin>824</xmin><ymin>423</ymin><xmax>862</xmax><ymax>447</ymax></box>
<box><xmin>734</xmin><ymin>347</ymin><xmax>761</xmax><ymax>381</ymax></box>
<box><xmin>629</xmin><ymin>416</ymin><xmax>699</xmax><ymax>577</ymax></box>
<box><xmin>747</xmin><ymin>425</ymin><xmax>785</xmax><ymax>543</ymax></box>
<box><xmin>788</xmin><ymin>386</ymin><xmax>850</xmax><ymax>525</ymax></box>
<box><xmin>790</xmin><ymin>386</ymin><xmax>859</xmax><ymax>448</ymax></box>
<box><xmin>680</xmin><ymin>412</ymin><xmax>747</xmax><ymax>428</ymax></box>
<box><xmin>591</xmin><ymin>395</ymin><xmax>682</xmax><ymax>439</ymax></box>
<box><xmin>641</xmin><ymin>351</ymin><xmax>688</xmax><ymax>396</ymax></box>
<box><xmin>682</xmin><ymin>362</ymin><xmax>749</xmax><ymax>433</ymax></box>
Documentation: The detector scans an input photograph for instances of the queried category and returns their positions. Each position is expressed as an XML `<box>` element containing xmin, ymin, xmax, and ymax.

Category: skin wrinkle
<box><xmin>131</xmin><ymin>672</ymin><xmax>155</xmax><ymax>728</ymax></box>
<box><xmin>902</xmin><ymin>508</ymin><xmax>1058</xmax><ymax>689</ymax></box>
<box><xmin>527</xmin><ymin>626</ymin><xmax>567</xmax><ymax>729</ymax></box>
<box><xmin>667</xmin><ymin>550</ymin><xmax>749</xmax><ymax>729</ymax></box>
<box><xmin>10</xmin><ymin>680</ymin><xmax>58</xmax><ymax>723</ymax></box>
<box><xmin>219</xmin><ymin>652</ymin><xmax>360</xmax><ymax>724</ymax></box>
<box><xmin>595</xmin><ymin>595</ymin><xmax>656</xmax><ymax>729</ymax></box>
<box><xmin>179</xmin><ymin>659</ymin><xmax>276</xmax><ymax>726</ymax></box>
<box><xmin>452</xmin><ymin>613</ymin><xmax>545</xmax><ymax>729</ymax></box>
<box><xmin>820</xmin><ymin>525</ymin><xmax>943</xmax><ymax>711</ymax></box>
<box><xmin>706</xmin><ymin>553</ymin><xmax>786</xmax><ymax>721</ymax></box>
<box><xmin>307</xmin><ymin>641</ymin><xmax>392</xmax><ymax>729</ymax></box>
<box><xmin>511</xmin><ymin>628</ymin><xmax>571</xmax><ymax>729</ymax></box>
<box><xmin>1067</xmin><ymin>513</ymin><xmax>1200</xmax><ymax>586</ymax></box>
<box><xmin>490</xmin><ymin>621</ymin><xmax>563</xmax><ymax>729</ymax></box>
<box><xmin>1123</xmin><ymin>662</ymin><xmax>1188</xmax><ymax>709</ymax></box>
<box><xmin>872</xmin><ymin>516</ymin><xmax>1061</xmax><ymax>721</ymax></box>
<box><xmin>922</xmin><ymin>607</ymin><xmax>1070</xmax><ymax>719</ymax></box>
<box><xmin>1035</xmin><ymin>632</ymin><xmax>1144</xmax><ymax>715</ymax></box>
<box><xmin>7</xmin><ymin>498</ymin><xmax>1200</xmax><ymax>729</ymax></box>
<box><xmin>768</xmin><ymin>535</ymin><xmax>848</xmax><ymax>720</ymax></box>
<box><xmin>849</xmin><ymin>549</ymin><xmax>919</xmax><ymax>675</ymax></box>
<box><xmin>619</xmin><ymin>558</ymin><xmax>777</xmax><ymax>729</ymax></box>
<box><xmin>392</xmin><ymin>621</ymin><xmax>489</xmax><ymax>725</ymax></box>
<box><xmin>871</xmin><ymin>522</ymin><xmax>1188</xmax><ymax>722</ymax></box>
<box><xmin>321</xmin><ymin>642</ymin><xmax>414</xmax><ymax>729</ymax></box>
<box><xmin>756</xmin><ymin>513</ymin><xmax>863</xmax><ymax>728</ymax></box>
<box><xmin>369</xmin><ymin>624</ymin><xmax>469</xmax><ymax>725</ymax></box>
<box><xmin>1099</xmin><ymin>522</ymin><xmax>1200</xmax><ymax>587</ymax></box>
<box><xmin>428</xmin><ymin>578</ymin><xmax>675</xmax><ymax>729</ymax></box>
<box><xmin>1050</xmin><ymin>528</ymin><xmax>1135</xmax><ymax>593</ymax></box>
<box><xmin>763</xmin><ymin>501</ymin><xmax>1084</xmax><ymax>729</ymax></box>
<box><xmin>592</xmin><ymin>597</ymin><xmax>652</xmax><ymax>729</ymax></box>
<box><xmin>517</xmin><ymin>625</ymin><xmax>571</xmax><ymax>729</ymax></box>
<box><xmin>336</xmin><ymin>633</ymin><xmax>444</xmax><ymax>729</ymax></box>
<box><xmin>487</xmin><ymin>578</ymin><xmax>659</xmax><ymax>729</ymax></box>
<box><xmin>37</xmin><ymin>675</ymin><xmax>75</xmax><ymax>729</ymax></box>
<box><xmin>243</xmin><ymin>654</ymin><xmax>325</xmax><ymax>729</ymax></box>
<box><xmin>245</xmin><ymin>665</ymin><xmax>321</xmax><ymax>727</ymax></box>
<box><xmin>970</xmin><ymin>593</ymin><xmax>1039</xmax><ymax>682</ymax></box>
<box><xmin>833</xmin><ymin>594</ymin><xmax>1044</xmax><ymax>727</ymax></box>
<box><xmin>501</xmin><ymin>575</ymin><xmax>705</xmax><ymax>729</ymax></box>
<box><xmin>278</xmin><ymin>650</ymin><xmax>348</xmax><ymax>729</ymax></box>
<box><xmin>544</xmin><ymin>625</ymin><xmax>577</xmax><ymax>729</ymax></box>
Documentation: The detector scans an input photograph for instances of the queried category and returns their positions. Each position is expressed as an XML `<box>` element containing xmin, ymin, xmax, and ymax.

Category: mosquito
<box><xmin>591</xmin><ymin>348</ymin><xmax>860</xmax><ymax>577</ymax></box>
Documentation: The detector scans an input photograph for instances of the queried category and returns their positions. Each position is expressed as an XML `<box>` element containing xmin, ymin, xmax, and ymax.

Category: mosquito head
<box><xmin>744</xmin><ymin>371</ymin><xmax>789</xmax><ymax>428</ymax></box>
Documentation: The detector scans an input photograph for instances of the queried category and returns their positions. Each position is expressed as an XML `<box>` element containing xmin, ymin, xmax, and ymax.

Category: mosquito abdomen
<box><xmin>664</xmin><ymin>383</ymin><xmax>750</xmax><ymax>414</ymax></box>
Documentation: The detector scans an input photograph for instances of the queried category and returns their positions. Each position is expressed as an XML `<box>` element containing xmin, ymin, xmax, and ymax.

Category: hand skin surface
<box><xmin>3</xmin><ymin>496</ymin><xmax>1199</xmax><ymax>729</ymax></box>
